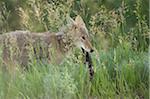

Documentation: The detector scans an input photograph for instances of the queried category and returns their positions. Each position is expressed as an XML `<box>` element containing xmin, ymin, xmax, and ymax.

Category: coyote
<box><xmin>0</xmin><ymin>15</ymin><xmax>94</xmax><ymax>71</ymax></box>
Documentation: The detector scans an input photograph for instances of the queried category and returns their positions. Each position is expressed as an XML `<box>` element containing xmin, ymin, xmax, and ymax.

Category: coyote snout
<box><xmin>80</xmin><ymin>35</ymin><xmax>94</xmax><ymax>53</ymax></box>
<box><xmin>67</xmin><ymin>15</ymin><xmax>94</xmax><ymax>53</ymax></box>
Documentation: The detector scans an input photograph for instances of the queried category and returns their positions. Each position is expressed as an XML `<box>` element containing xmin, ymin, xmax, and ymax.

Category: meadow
<box><xmin>0</xmin><ymin>0</ymin><xmax>149</xmax><ymax>99</ymax></box>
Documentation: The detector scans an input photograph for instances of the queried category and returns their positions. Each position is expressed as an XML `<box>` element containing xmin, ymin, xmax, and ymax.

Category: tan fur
<box><xmin>0</xmin><ymin>15</ymin><xmax>94</xmax><ymax>72</ymax></box>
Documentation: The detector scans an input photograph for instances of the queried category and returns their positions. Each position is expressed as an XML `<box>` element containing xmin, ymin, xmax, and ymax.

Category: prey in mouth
<box><xmin>81</xmin><ymin>48</ymin><xmax>94</xmax><ymax>80</ymax></box>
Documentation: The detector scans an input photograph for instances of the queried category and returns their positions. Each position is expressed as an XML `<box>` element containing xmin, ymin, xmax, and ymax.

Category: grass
<box><xmin>0</xmin><ymin>45</ymin><xmax>148</xmax><ymax>99</ymax></box>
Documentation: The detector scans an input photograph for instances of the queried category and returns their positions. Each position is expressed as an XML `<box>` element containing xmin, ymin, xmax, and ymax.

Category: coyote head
<box><xmin>66</xmin><ymin>15</ymin><xmax>94</xmax><ymax>53</ymax></box>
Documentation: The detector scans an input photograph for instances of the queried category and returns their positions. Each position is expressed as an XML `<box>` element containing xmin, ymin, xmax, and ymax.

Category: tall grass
<box><xmin>0</xmin><ymin>45</ymin><xmax>148</xmax><ymax>99</ymax></box>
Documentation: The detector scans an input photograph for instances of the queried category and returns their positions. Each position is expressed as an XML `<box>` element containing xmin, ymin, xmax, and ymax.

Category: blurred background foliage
<box><xmin>0</xmin><ymin>0</ymin><xmax>149</xmax><ymax>51</ymax></box>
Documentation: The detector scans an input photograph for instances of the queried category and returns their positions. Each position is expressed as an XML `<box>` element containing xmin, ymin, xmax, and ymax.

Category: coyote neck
<box><xmin>55</xmin><ymin>31</ymin><xmax>74</xmax><ymax>54</ymax></box>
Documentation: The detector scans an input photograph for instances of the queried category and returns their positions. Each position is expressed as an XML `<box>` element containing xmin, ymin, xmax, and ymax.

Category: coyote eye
<box><xmin>74</xmin><ymin>26</ymin><xmax>77</xmax><ymax>29</ymax></box>
<box><xmin>82</xmin><ymin>36</ymin><xmax>85</xmax><ymax>40</ymax></box>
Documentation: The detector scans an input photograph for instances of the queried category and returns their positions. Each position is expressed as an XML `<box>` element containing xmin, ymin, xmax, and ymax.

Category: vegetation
<box><xmin>0</xmin><ymin>0</ymin><xmax>149</xmax><ymax>99</ymax></box>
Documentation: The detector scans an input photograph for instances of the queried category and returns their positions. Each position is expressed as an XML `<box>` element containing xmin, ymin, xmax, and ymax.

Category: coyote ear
<box><xmin>66</xmin><ymin>16</ymin><xmax>76</xmax><ymax>25</ymax></box>
<box><xmin>75</xmin><ymin>15</ymin><xmax>85</xmax><ymax>26</ymax></box>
